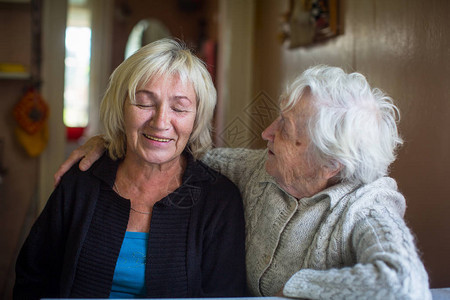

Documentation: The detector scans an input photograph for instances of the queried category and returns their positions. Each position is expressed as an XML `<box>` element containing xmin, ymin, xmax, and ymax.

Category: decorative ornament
<box><xmin>13</xmin><ymin>88</ymin><xmax>49</xmax><ymax>134</ymax></box>
<box><xmin>13</xmin><ymin>88</ymin><xmax>49</xmax><ymax>157</ymax></box>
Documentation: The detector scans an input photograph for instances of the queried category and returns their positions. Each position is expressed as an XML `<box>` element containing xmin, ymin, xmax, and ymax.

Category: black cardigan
<box><xmin>14</xmin><ymin>153</ymin><xmax>246</xmax><ymax>299</ymax></box>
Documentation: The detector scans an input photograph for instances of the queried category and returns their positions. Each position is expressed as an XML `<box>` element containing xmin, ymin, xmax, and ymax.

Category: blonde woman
<box><xmin>14</xmin><ymin>39</ymin><xmax>246</xmax><ymax>299</ymax></box>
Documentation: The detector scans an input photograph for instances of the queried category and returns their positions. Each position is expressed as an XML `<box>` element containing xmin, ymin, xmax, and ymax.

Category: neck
<box><xmin>116</xmin><ymin>154</ymin><xmax>187</xmax><ymax>199</ymax></box>
<box><xmin>124</xmin><ymin>152</ymin><xmax>185</xmax><ymax>177</ymax></box>
<box><xmin>281</xmin><ymin>177</ymin><xmax>330</xmax><ymax>200</ymax></box>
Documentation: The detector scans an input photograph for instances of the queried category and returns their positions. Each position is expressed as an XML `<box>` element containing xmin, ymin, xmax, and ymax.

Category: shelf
<box><xmin>0</xmin><ymin>0</ymin><xmax>30</xmax><ymax>3</ymax></box>
<box><xmin>0</xmin><ymin>71</ymin><xmax>30</xmax><ymax>80</ymax></box>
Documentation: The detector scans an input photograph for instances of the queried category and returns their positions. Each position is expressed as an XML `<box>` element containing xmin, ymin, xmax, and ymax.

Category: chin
<box><xmin>264</xmin><ymin>161</ymin><xmax>275</xmax><ymax>177</ymax></box>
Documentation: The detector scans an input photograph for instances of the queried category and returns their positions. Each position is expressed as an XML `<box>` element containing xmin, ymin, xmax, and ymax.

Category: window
<box><xmin>64</xmin><ymin>0</ymin><xmax>91</xmax><ymax>132</ymax></box>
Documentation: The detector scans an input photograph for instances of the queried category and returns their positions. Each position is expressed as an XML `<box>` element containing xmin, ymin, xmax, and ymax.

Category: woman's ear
<box><xmin>322</xmin><ymin>160</ymin><xmax>342</xmax><ymax>181</ymax></box>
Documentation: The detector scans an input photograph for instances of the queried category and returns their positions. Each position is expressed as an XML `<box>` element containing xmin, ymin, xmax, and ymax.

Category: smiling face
<box><xmin>123</xmin><ymin>74</ymin><xmax>197</xmax><ymax>167</ymax></box>
<box><xmin>261</xmin><ymin>93</ymin><xmax>335</xmax><ymax>199</ymax></box>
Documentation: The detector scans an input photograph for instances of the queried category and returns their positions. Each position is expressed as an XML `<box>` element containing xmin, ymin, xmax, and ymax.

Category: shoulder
<box><xmin>203</xmin><ymin>147</ymin><xmax>266</xmax><ymax>165</ymax></box>
<box><xmin>49</xmin><ymin>154</ymin><xmax>116</xmax><ymax>221</ymax></box>
<box><xmin>330</xmin><ymin>177</ymin><xmax>407</xmax><ymax>233</ymax></box>
<box><xmin>187</xmin><ymin>160</ymin><xmax>244</xmax><ymax>226</ymax></box>
<box><xmin>189</xmin><ymin>160</ymin><xmax>243</xmax><ymax>215</ymax></box>
<box><xmin>58</xmin><ymin>160</ymin><xmax>90</xmax><ymax>190</ymax></box>
<box><xmin>196</xmin><ymin>159</ymin><xmax>241</xmax><ymax>197</ymax></box>
<box><xmin>353</xmin><ymin>177</ymin><xmax>406</xmax><ymax>215</ymax></box>
<box><xmin>58</xmin><ymin>153</ymin><xmax>114</xmax><ymax>191</ymax></box>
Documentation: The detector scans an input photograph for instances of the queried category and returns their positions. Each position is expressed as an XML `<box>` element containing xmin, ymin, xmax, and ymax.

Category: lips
<box><xmin>267</xmin><ymin>144</ymin><xmax>274</xmax><ymax>155</ymax></box>
<box><xmin>143</xmin><ymin>133</ymin><xmax>171</xmax><ymax>142</ymax></box>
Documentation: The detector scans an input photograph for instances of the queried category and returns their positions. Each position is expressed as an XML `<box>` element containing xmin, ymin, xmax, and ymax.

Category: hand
<box><xmin>275</xmin><ymin>288</ymin><xmax>285</xmax><ymax>297</ymax></box>
<box><xmin>54</xmin><ymin>135</ymin><xmax>106</xmax><ymax>186</ymax></box>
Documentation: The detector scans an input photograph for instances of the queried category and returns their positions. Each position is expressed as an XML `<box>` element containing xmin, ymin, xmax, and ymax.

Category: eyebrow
<box><xmin>173</xmin><ymin>95</ymin><xmax>194</xmax><ymax>105</ymax></box>
<box><xmin>136</xmin><ymin>90</ymin><xmax>193</xmax><ymax>105</ymax></box>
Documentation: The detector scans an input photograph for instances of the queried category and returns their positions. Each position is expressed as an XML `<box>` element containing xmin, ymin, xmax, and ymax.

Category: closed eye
<box><xmin>134</xmin><ymin>104</ymin><xmax>155</xmax><ymax>110</ymax></box>
<box><xmin>172</xmin><ymin>105</ymin><xmax>195</xmax><ymax>113</ymax></box>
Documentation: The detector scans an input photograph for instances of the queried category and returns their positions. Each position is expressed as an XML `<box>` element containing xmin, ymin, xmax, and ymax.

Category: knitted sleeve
<box><xmin>201</xmin><ymin>148</ymin><xmax>266</xmax><ymax>191</ymax></box>
<box><xmin>283</xmin><ymin>205</ymin><xmax>431</xmax><ymax>300</ymax></box>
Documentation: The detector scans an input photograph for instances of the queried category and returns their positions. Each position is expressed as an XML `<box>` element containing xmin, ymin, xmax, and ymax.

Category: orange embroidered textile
<box><xmin>13</xmin><ymin>88</ymin><xmax>49</xmax><ymax>135</ymax></box>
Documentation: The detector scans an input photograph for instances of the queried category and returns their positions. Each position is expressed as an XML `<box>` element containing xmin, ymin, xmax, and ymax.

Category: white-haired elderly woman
<box><xmin>14</xmin><ymin>39</ymin><xmax>246</xmax><ymax>299</ymax></box>
<box><xmin>55</xmin><ymin>65</ymin><xmax>431</xmax><ymax>299</ymax></box>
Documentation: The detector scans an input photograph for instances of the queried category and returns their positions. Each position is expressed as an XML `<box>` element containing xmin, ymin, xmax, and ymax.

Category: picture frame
<box><xmin>280</xmin><ymin>0</ymin><xmax>340</xmax><ymax>48</ymax></box>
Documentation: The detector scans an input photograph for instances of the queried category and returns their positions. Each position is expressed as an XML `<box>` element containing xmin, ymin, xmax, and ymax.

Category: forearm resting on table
<box><xmin>54</xmin><ymin>135</ymin><xmax>106</xmax><ymax>186</ymax></box>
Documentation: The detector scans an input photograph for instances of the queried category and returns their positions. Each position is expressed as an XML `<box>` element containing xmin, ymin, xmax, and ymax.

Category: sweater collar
<box><xmin>91</xmin><ymin>152</ymin><xmax>119</xmax><ymax>188</ymax></box>
<box><xmin>303</xmin><ymin>181</ymin><xmax>361</xmax><ymax>209</ymax></box>
<box><xmin>263</xmin><ymin>176</ymin><xmax>360</xmax><ymax>209</ymax></box>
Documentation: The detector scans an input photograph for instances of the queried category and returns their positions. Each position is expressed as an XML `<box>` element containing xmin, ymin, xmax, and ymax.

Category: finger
<box><xmin>78</xmin><ymin>148</ymin><xmax>104</xmax><ymax>171</ymax></box>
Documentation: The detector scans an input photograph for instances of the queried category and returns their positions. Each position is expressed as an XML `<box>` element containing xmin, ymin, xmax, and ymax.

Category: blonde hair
<box><xmin>100</xmin><ymin>38</ymin><xmax>216</xmax><ymax>160</ymax></box>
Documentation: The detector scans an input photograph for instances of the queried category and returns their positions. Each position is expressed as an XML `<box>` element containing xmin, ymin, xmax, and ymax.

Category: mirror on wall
<box><xmin>125</xmin><ymin>18</ymin><xmax>171</xmax><ymax>59</ymax></box>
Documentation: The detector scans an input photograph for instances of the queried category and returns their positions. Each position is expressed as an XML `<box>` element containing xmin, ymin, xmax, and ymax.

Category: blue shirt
<box><xmin>110</xmin><ymin>231</ymin><xmax>149</xmax><ymax>298</ymax></box>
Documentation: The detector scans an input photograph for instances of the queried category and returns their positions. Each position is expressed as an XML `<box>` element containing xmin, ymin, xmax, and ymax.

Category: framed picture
<box><xmin>280</xmin><ymin>0</ymin><xmax>340</xmax><ymax>48</ymax></box>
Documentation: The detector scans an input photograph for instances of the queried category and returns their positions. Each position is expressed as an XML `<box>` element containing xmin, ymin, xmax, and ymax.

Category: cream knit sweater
<box><xmin>202</xmin><ymin>148</ymin><xmax>431</xmax><ymax>300</ymax></box>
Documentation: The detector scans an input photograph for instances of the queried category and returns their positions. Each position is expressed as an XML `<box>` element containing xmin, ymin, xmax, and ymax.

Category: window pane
<box><xmin>64</xmin><ymin>3</ymin><xmax>91</xmax><ymax>128</ymax></box>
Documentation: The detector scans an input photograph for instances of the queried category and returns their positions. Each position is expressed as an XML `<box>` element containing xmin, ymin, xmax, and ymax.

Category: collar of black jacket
<box><xmin>91</xmin><ymin>150</ymin><xmax>216</xmax><ymax>208</ymax></box>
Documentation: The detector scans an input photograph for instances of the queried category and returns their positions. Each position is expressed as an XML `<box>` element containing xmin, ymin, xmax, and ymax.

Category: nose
<box><xmin>261</xmin><ymin>117</ymin><xmax>278</xmax><ymax>141</ymax></box>
<box><xmin>150</xmin><ymin>104</ymin><xmax>170</xmax><ymax>130</ymax></box>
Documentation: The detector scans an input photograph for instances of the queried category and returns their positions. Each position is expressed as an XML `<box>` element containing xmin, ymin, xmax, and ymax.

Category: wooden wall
<box><xmin>247</xmin><ymin>0</ymin><xmax>450</xmax><ymax>288</ymax></box>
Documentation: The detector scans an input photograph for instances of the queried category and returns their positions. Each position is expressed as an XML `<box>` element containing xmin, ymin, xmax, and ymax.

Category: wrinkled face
<box><xmin>261</xmin><ymin>93</ymin><xmax>330</xmax><ymax>199</ymax></box>
<box><xmin>123</xmin><ymin>74</ymin><xmax>197</xmax><ymax>167</ymax></box>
